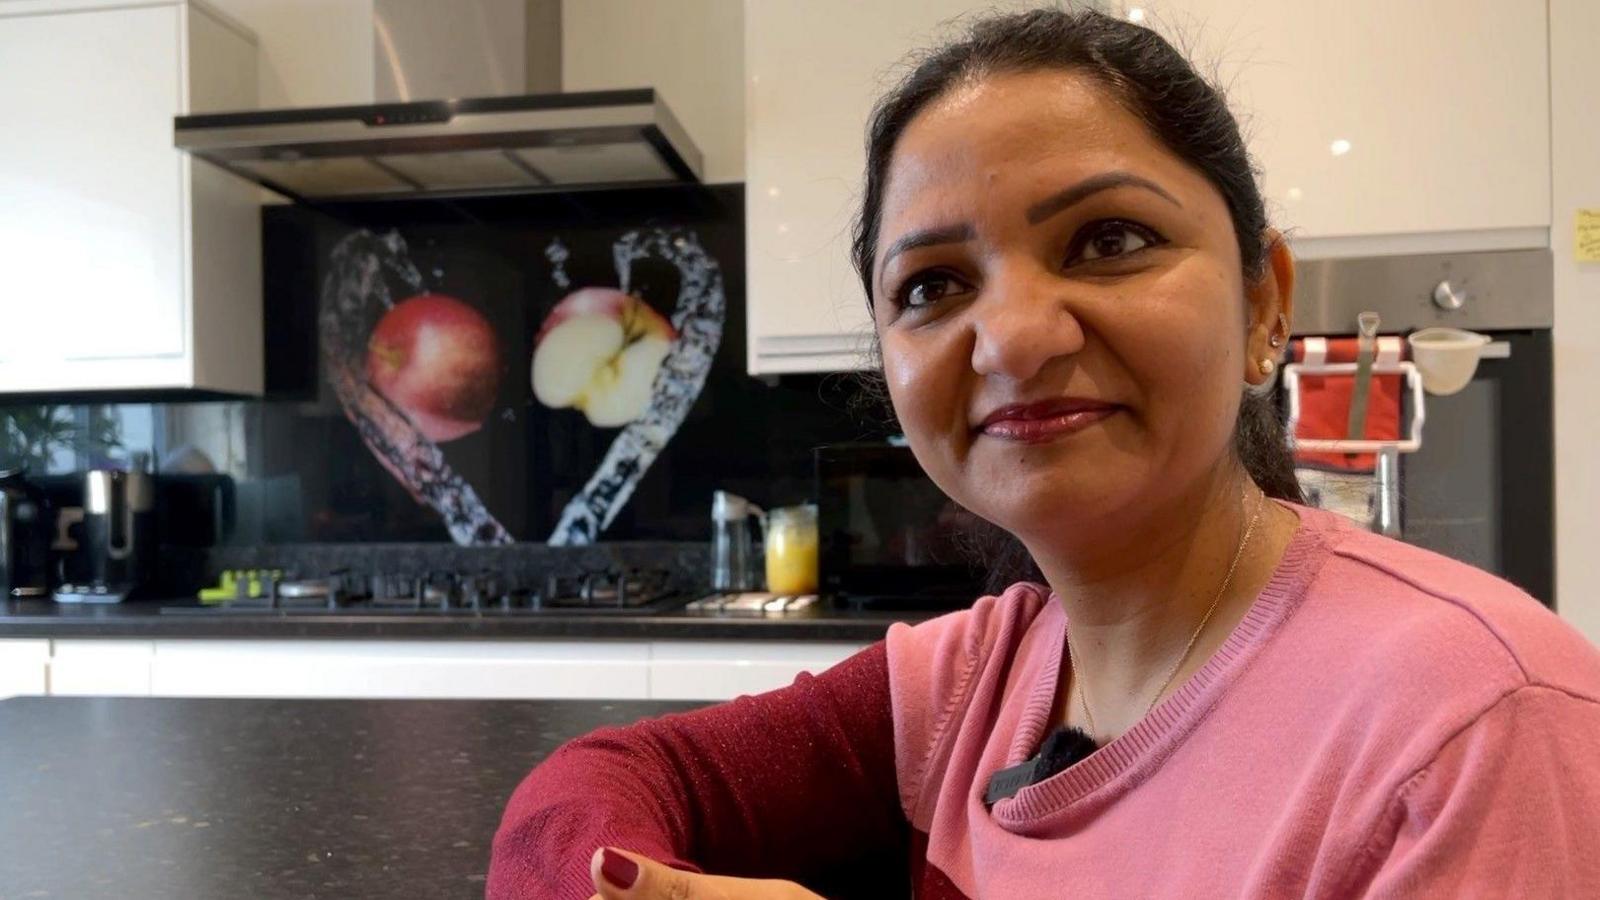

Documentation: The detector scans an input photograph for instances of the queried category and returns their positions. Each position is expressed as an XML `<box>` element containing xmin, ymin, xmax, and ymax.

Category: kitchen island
<box><xmin>0</xmin><ymin>696</ymin><xmax>701</xmax><ymax>899</ymax></box>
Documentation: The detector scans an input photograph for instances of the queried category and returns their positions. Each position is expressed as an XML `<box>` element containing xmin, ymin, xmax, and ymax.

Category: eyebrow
<box><xmin>878</xmin><ymin>222</ymin><xmax>977</xmax><ymax>274</ymax></box>
<box><xmin>1025</xmin><ymin>171</ymin><xmax>1183</xmax><ymax>224</ymax></box>
<box><xmin>873</xmin><ymin>171</ymin><xmax>1182</xmax><ymax>292</ymax></box>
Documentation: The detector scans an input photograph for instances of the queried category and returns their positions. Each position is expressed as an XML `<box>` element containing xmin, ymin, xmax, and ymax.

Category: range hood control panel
<box><xmin>364</xmin><ymin>105</ymin><xmax>455</xmax><ymax>127</ymax></box>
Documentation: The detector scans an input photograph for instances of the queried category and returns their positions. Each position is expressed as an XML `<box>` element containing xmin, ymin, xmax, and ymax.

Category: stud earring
<box><xmin>1258</xmin><ymin>358</ymin><xmax>1276</xmax><ymax>376</ymax></box>
<box><xmin>1269</xmin><ymin>313</ymin><xmax>1288</xmax><ymax>348</ymax></box>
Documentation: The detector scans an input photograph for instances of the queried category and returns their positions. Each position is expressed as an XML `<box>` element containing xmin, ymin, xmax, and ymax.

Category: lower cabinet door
<box><xmin>148</xmin><ymin>640</ymin><xmax>652</xmax><ymax>699</ymax></box>
<box><xmin>648</xmin><ymin>641</ymin><xmax>866</xmax><ymax>700</ymax></box>
<box><xmin>49</xmin><ymin>640</ymin><xmax>155</xmax><ymax>696</ymax></box>
<box><xmin>0</xmin><ymin>639</ymin><xmax>50</xmax><ymax>698</ymax></box>
<box><xmin>26</xmin><ymin>638</ymin><xmax>872</xmax><ymax>701</ymax></box>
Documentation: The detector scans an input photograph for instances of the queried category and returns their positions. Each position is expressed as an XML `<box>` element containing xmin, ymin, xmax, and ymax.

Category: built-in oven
<box><xmin>1285</xmin><ymin>249</ymin><xmax>1553</xmax><ymax>606</ymax></box>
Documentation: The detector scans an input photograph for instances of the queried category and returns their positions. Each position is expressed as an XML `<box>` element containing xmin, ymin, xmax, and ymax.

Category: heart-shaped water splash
<box><xmin>319</xmin><ymin>226</ymin><xmax>725</xmax><ymax>545</ymax></box>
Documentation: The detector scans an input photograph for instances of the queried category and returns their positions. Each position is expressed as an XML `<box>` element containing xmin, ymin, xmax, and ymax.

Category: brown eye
<box><xmin>898</xmin><ymin>272</ymin><xmax>968</xmax><ymax>309</ymax></box>
<box><xmin>1071</xmin><ymin>220</ymin><xmax>1163</xmax><ymax>264</ymax></box>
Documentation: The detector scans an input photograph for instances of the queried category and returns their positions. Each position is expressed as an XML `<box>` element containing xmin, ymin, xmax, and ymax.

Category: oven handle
<box><xmin>1283</xmin><ymin>360</ymin><xmax>1427</xmax><ymax>454</ymax></box>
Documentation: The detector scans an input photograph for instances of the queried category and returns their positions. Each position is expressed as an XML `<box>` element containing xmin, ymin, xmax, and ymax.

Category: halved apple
<box><xmin>531</xmin><ymin>287</ymin><xmax>677</xmax><ymax>427</ymax></box>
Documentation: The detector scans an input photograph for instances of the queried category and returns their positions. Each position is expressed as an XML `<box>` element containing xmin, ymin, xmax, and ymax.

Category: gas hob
<box><xmin>160</xmin><ymin>567</ymin><xmax>688</xmax><ymax>616</ymax></box>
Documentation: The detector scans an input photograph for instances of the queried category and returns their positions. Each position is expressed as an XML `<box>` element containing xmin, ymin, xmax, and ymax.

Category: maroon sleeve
<box><xmin>486</xmin><ymin>641</ymin><xmax>909</xmax><ymax>900</ymax></box>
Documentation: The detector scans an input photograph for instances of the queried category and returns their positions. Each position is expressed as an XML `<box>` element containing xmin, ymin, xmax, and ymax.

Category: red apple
<box><xmin>366</xmin><ymin>293</ymin><xmax>501</xmax><ymax>442</ymax></box>
<box><xmin>531</xmin><ymin>287</ymin><xmax>677</xmax><ymax>427</ymax></box>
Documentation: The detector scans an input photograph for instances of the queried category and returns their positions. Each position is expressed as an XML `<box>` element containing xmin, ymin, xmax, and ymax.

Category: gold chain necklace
<box><xmin>1066</xmin><ymin>488</ymin><xmax>1267</xmax><ymax>743</ymax></box>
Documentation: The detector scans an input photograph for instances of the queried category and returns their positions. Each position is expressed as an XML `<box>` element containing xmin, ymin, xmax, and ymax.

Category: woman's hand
<box><xmin>588</xmin><ymin>847</ymin><xmax>824</xmax><ymax>900</ymax></box>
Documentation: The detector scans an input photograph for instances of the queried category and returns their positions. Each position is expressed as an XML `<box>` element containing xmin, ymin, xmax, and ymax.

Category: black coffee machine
<box><xmin>0</xmin><ymin>468</ymin><xmax>51</xmax><ymax>599</ymax></box>
<box><xmin>55</xmin><ymin>459</ymin><xmax>156</xmax><ymax>604</ymax></box>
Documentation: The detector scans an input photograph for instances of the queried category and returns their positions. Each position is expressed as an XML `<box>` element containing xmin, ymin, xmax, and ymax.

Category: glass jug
<box><xmin>710</xmin><ymin>491</ymin><xmax>763</xmax><ymax>591</ymax></box>
<box><xmin>764</xmin><ymin>503</ymin><xmax>818</xmax><ymax>595</ymax></box>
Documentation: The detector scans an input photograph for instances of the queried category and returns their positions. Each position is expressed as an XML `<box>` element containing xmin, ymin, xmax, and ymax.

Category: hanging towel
<box><xmin>1288</xmin><ymin>336</ymin><xmax>1405</xmax><ymax>472</ymax></box>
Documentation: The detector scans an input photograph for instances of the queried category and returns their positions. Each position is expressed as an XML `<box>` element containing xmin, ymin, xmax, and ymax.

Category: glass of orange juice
<box><xmin>764</xmin><ymin>504</ymin><xmax>818</xmax><ymax>594</ymax></box>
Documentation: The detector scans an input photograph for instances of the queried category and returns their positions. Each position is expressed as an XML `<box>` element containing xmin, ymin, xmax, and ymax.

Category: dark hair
<box><xmin>849</xmin><ymin>6</ymin><xmax>1304</xmax><ymax>589</ymax></box>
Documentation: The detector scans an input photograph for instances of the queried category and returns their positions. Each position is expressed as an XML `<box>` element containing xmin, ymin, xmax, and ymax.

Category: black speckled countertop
<box><xmin>0</xmin><ymin>696</ymin><xmax>701</xmax><ymax>899</ymax></box>
<box><xmin>0</xmin><ymin>599</ymin><xmax>932</xmax><ymax>642</ymax></box>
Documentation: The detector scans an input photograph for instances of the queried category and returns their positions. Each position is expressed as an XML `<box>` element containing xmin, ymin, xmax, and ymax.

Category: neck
<box><xmin>1028</xmin><ymin>463</ymin><xmax>1283</xmax><ymax>740</ymax></box>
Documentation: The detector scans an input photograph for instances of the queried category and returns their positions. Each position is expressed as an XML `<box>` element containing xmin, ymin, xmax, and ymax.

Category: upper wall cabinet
<box><xmin>744</xmin><ymin>0</ymin><xmax>1552</xmax><ymax>374</ymax></box>
<box><xmin>745</xmin><ymin>0</ymin><xmax>1033</xmax><ymax>375</ymax></box>
<box><xmin>0</xmin><ymin>0</ymin><xmax>261</xmax><ymax>395</ymax></box>
<box><xmin>1140</xmin><ymin>0</ymin><xmax>1551</xmax><ymax>257</ymax></box>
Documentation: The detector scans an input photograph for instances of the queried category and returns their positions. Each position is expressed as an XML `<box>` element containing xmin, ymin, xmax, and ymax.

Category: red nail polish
<box><xmin>600</xmin><ymin>848</ymin><xmax>639</xmax><ymax>890</ymax></box>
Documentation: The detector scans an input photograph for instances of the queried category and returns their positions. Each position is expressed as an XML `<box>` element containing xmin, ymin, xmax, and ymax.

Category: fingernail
<box><xmin>600</xmin><ymin>848</ymin><xmax>639</xmax><ymax>890</ymax></box>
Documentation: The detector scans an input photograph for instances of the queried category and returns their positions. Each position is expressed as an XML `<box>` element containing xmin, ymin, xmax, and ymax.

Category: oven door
<box><xmin>1396</xmin><ymin>329</ymin><xmax>1553</xmax><ymax>605</ymax></box>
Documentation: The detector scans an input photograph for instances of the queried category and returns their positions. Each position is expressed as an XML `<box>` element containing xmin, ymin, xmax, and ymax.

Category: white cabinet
<box><xmin>48</xmin><ymin>639</ymin><xmax>154</xmax><ymax>695</ymax></box>
<box><xmin>648</xmin><ymin>640</ymin><xmax>862</xmax><ymax>701</ymax></box>
<box><xmin>1126</xmin><ymin>0</ymin><xmax>1550</xmax><ymax>257</ymax></box>
<box><xmin>148</xmin><ymin>640</ymin><xmax>654</xmax><ymax>699</ymax></box>
<box><xmin>0</xmin><ymin>0</ymin><xmax>262</xmax><ymax>394</ymax></box>
<box><xmin>0</xmin><ymin>639</ymin><xmax>50</xmax><ymax>698</ymax></box>
<box><xmin>744</xmin><ymin>0</ymin><xmax>1013</xmax><ymax>375</ymax></box>
<box><xmin>744</xmin><ymin>0</ymin><xmax>1552</xmax><ymax>373</ymax></box>
<box><xmin>26</xmin><ymin>638</ymin><xmax>871</xmax><ymax>700</ymax></box>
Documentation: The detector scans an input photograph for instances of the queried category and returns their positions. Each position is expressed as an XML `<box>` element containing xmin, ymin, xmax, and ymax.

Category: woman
<box><xmin>489</xmin><ymin>9</ymin><xmax>1600</xmax><ymax>899</ymax></box>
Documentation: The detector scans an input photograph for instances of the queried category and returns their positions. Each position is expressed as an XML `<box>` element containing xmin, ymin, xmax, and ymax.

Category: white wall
<box><xmin>1551</xmin><ymin>0</ymin><xmax>1600</xmax><ymax>642</ymax></box>
<box><xmin>202</xmin><ymin>0</ymin><xmax>375</xmax><ymax>106</ymax></box>
<box><xmin>560</xmin><ymin>0</ymin><xmax>744</xmax><ymax>183</ymax></box>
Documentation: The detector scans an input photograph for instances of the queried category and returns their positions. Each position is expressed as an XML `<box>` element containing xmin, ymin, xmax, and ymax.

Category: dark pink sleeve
<box><xmin>486</xmin><ymin>642</ymin><xmax>908</xmax><ymax>900</ymax></box>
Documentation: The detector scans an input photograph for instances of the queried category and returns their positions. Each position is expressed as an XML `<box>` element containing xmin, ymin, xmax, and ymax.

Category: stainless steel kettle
<box><xmin>68</xmin><ymin>457</ymin><xmax>156</xmax><ymax>602</ymax></box>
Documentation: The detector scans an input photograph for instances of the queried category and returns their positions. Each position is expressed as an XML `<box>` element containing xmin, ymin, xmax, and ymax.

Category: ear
<box><xmin>1243</xmin><ymin>230</ymin><xmax>1295</xmax><ymax>386</ymax></box>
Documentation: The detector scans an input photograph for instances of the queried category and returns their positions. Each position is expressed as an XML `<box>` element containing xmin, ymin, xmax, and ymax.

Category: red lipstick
<box><xmin>977</xmin><ymin>398</ymin><xmax>1119</xmax><ymax>444</ymax></box>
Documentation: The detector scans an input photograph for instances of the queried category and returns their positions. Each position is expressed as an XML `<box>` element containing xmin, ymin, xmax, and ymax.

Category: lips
<box><xmin>976</xmin><ymin>398</ymin><xmax>1120</xmax><ymax>443</ymax></box>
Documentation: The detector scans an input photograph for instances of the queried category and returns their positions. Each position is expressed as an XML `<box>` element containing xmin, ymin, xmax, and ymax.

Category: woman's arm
<box><xmin>1356</xmin><ymin>686</ymin><xmax>1600</xmax><ymax>898</ymax></box>
<box><xmin>486</xmin><ymin>642</ymin><xmax>908</xmax><ymax>900</ymax></box>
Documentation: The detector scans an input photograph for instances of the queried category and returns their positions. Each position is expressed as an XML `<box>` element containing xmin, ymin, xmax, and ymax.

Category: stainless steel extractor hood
<box><xmin>174</xmin><ymin>89</ymin><xmax>703</xmax><ymax>201</ymax></box>
<box><xmin>173</xmin><ymin>0</ymin><xmax>705</xmax><ymax>200</ymax></box>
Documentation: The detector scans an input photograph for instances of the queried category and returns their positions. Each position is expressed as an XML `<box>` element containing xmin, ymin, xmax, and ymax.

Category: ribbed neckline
<box><xmin>992</xmin><ymin>501</ymin><xmax>1341</xmax><ymax>829</ymax></box>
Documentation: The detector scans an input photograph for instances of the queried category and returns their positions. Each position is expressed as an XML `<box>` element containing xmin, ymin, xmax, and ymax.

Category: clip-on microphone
<box><xmin>983</xmin><ymin>725</ymin><xmax>1098</xmax><ymax>806</ymax></box>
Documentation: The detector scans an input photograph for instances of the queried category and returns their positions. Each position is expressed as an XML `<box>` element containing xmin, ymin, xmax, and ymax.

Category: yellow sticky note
<box><xmin>1578</xmin><ymin>209</ymin><xmax>1600</xmax><ymax>263</ymax></box>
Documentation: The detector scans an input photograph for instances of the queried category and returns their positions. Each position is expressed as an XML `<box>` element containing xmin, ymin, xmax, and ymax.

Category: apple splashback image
<box><xmin>317</xmin><ymin>222</ymin><xmax>725</xmax><ymax>546</ymax></box>
<box><xmin>251</xmin><ymin>183</ymin><xmax>748</xmax><ymax>547</ymax></box>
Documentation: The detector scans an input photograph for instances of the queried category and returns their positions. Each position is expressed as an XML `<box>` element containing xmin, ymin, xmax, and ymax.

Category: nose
<box><xmin>969</xmin><ymin>265</ymin><xmax>1087</xmax><ymax>382</ymax></box>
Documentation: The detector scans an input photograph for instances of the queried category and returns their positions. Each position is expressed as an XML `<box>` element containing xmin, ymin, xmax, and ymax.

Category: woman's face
<box><xmin>871</xmin><ymin>69</ymin><xmax>1284</xmax><ymax>544</ymax></box>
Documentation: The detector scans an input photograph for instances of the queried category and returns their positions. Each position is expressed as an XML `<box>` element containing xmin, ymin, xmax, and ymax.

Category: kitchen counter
<box><xmin>0</xmin><ymin>599</ymin><xmax>934</xmax><ymax>641</ymax></box>
<box><xmin>0</xmin><ymin>695</ymin><xmax>701</xmax><ymax>899</ymax></box>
